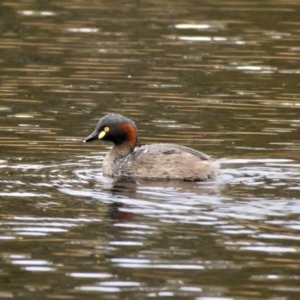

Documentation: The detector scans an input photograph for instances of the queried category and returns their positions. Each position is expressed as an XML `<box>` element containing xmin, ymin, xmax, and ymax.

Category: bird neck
<box><xmin>111</xmin><ymin>142</ymin><xmax>135</xmax><ymax>159</ymax></box>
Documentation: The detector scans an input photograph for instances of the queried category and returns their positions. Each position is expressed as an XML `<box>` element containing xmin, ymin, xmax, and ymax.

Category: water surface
<box><xmin>1</xmin><ymin>0</ymin><xmax>300</xmax><ymax>299</ymax></box>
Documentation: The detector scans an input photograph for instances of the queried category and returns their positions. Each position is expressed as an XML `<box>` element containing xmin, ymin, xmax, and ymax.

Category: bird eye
<box><xmin>104</xmin><ymin>126</ymin><xmax>110</xmax><ymax>132</ymax></box>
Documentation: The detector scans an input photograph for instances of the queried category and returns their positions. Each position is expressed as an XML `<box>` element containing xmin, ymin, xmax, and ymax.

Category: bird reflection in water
<box><xmin>105</xmin><ymin>179</ymin><xmax>137</xmax><ymax>222</ymax></box>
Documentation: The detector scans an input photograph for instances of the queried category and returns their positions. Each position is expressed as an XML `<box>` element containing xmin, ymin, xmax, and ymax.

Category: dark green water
<box><xmin>1</xmin><ymin>0</ymin><xmax>300</xmax><ymax>299</ymax></box>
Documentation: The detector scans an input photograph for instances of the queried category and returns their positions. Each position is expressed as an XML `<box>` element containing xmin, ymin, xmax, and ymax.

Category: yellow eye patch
<box><xmin>98</xmin><ymin>126</ymin><xmax>109</xmax><ymax>139</ymax></box>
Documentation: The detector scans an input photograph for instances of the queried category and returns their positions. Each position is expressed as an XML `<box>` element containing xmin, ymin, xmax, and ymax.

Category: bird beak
<box><xmin>83</xmin><ymin>131</ymin><xmax>98</xmax><ymax>143</ymax></box>
<box><xmin>83</xmin><ymin>130</ymin><xmax>107</xmax><ymax>143</ymax></box>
